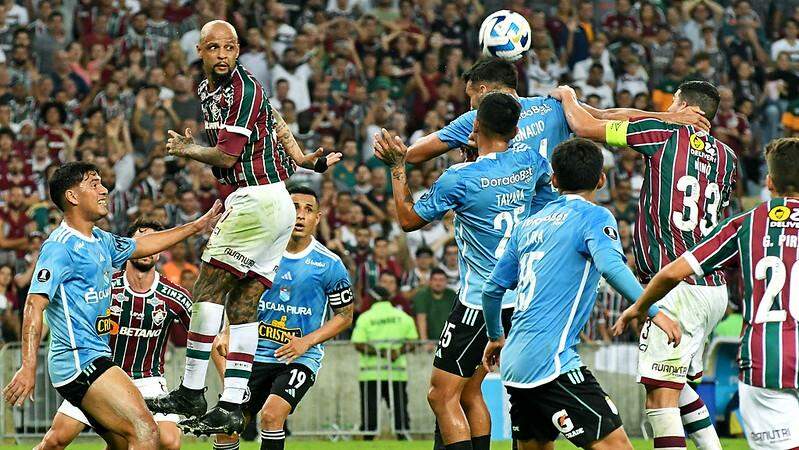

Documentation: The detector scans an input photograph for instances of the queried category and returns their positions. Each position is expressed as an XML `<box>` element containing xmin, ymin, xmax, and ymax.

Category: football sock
<box><xmin>213</xmin><ymin>439</ymin><xmax>239</xmax><ymax>450</ymax></box>
<box><xmin>680</xmin><ymin>385</ymin><xmax>722</xmax><ymax>450</ymax></box>
<box><xmin>260</xmin><ymin>429</ymin><xmax>285</xmax><ymax>450</ymax></box>
<box><xmin>219</xmin><ymin>322</ymin><xmax>259</xmax><ymax>403</ymax></box>
<box><xmin>647</xmin><ymin>408</ymin><xmax>687</xmax><ymax>450</ymax></box>
<box><xmin>444</xmin><ymin>441</ymin><xmax>473</xmax><ymax>450</ymax></box>
<box><xmin>471</xmin><ymin>434</ymin><xmax>490</xmax><ymax>450</ymax></box>
<box><xmin>182</xmin><ymin>302</ymin><xmax>224</xmax><ymax>390</ymax></box>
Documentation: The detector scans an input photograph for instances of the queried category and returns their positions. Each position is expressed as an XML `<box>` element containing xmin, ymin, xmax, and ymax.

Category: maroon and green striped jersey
<box><xmin>685</xmin><ymin>198</ymin><xmax>799</xmax><ymax>389</ymax></box>
<box><xmin>609</xmin><ymin>118</ymin><xmax>737</xmax><ymax>286</ymax></box>
<box><xmin>108</xmin><ymin>271</ymin><xmax>192</xmax><ymax>379</ymax></box>
<box><xmin>199</xmin><ymin>63</ymin><xmax>295</xmax><ymax>187</ymax></box>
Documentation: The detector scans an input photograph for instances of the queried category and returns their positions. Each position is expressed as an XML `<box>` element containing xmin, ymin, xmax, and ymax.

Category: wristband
<box><xmin>313</xmin><ymin>157</ymin><xmax>329</xmax><ymax>173</ymax></box>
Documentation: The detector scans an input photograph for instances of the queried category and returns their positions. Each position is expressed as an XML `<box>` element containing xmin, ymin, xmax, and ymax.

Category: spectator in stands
<box><xmin>161</xmin><ymin>242</ymin><xmax>198</xmax><ymax>285</ymax></box>
<box><xmin>0</xmin><ymin>263</ymin><xmax>18</xmax><ymax>343</ymax></box>
<box><xmin>576</xmin><ymin>63</ymin><xmax>614</xmax><ymax>108</ymax></box>
<box><xmin>412</xmin><ymin>268</ymin><xmax>455</xmax><ymax>344</ymax></box>
<box><xmin>438</xmin><ymin>241</ymin><xmax>459</xmax><ymax>291</ymax></box>
<box><xmin>352</xmin><ymin>285</ymin><xmax>417</xmax><ymax>440</ymax></box>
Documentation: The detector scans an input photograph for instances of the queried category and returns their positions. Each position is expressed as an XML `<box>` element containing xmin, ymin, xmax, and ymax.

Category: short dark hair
<box><xmin>551</xmin><ymin>138</ymin><xmax>604</xmax><ymax>192</ymax></box>
<box><xmin>430</xmin><ymin>268</ymin><xmax>447</xmax><ymax>278</ymax></box>
<box><xmin>676</xmin><ymin>80</ymin><xmax>720</xmax><ymax>120</ymax></box>
<box><xmin>126</xmin><ymin>217</ymin><xmax>165</xmax><ymax>237</ymax></box>
<box><xmin>463</xmin><ymin>57</ymin><xmax>518</xmax><ymax>91</ymax></box>
<box><xmin>476</xmin><ymin>92</ymin><xmax>521</xmax><ymax>139</ymax></box>
<box><xmin>48</xmin><ymin>162</ymin><xmax>101</xmax><ymax>211</ymax></box>
<box><xmin>766</xmin><ymin>138</ymin><xmax>799</xmax><ymax>195</ymax></box>
<box><xmin>288</xmin><ymin>185</ymin><xmax>319</xmax><ymax>201</ymax></box>
<box><xmin>415</xmin><ymin>246</ymin><xmax>433</xmax><ymax>258</ymax></box>
<box><xmin>0</xmin><ymin>127</ymin><xmax>14</xmax><ymax>140</ymax></box>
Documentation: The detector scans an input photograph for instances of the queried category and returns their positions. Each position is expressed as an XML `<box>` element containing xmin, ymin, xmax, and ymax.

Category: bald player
<box><xmin>147</xmin><ymin>21</ymin><xmax>341</xmax><ymax>435</ymax></box>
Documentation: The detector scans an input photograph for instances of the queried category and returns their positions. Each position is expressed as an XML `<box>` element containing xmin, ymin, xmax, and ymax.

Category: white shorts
<box><xmin>57</xmin><ymin>377</ymin><xmax>179</xmax><ymax>425</ymax></box>
<box><xmin>201</xmin><ymin>182</ymin><xmax>295</xmax><ymax>286</ymax></box>
<box><xmin>739</xmin><ymin>382</ymin><xmax>799</xmax><ymax>449</ymax></box>
<box><xmin>637</xmin><ymin>282</ymin><xmax>727</xmax><ymax>389</ymax></box>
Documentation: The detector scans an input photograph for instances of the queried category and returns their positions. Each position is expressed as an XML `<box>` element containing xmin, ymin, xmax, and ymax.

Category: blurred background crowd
<box><xmin>0</xmin><ymin>0</ymin><xmax>794</xmax><ymax>348</ymax></box>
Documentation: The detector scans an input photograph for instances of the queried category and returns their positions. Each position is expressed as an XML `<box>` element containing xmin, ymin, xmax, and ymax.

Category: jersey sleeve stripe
<box><xmin>223</xmin><ymin>124</ymin><xmax>252</xmax><ymax>138</ymax></box>
<box><xmin>683</xmin><ymin>251</ymin><xmax>705</xmax><ymax>277</ymax></box>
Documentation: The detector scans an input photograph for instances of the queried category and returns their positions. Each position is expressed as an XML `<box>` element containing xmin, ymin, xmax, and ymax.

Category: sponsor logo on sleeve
<box><xmin>603</xmin><ymin>226</ymin><xmax>619</xmax><ymax>240</ymax></box>
<box><xmin>37</xmin><ymin>268</ymin><xmax>51</xmax><ymax>282</ymax></box>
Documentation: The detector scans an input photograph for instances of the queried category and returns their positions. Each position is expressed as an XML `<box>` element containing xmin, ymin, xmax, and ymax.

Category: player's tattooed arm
<box><xmin>166</xmin><ymin>127</ymin><xmax>238</xmax><ymax>168</ymax></box>
<box><xmin>276</xmin><ymin>303</ymin><xmax>354</xmax><ymax>364</ymax></box>
<box><xmin>273</xmin><ymin>109</ymin><xmax>342</xmax><ymax>171</ymax></box>
<box><xmin>3</xmin><ymin>294</ymin><xmax>48</xmax><ymax>406</ymax></box>
<box><xmin>374</xmin><ymin>128</ymin><xmax>429</xmax><ymax>232</ymax></box>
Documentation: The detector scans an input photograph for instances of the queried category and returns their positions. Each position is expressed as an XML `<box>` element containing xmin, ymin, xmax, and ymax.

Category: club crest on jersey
<box><xmin>279</xmin><ymin>287</ymin><xmax>291</xmax><ymax>302</ymax></box>
<box><xmin>259</xmin><ymin>315</ymin><xmax>302</xmax><ymax>344</ymax></box>
<box><xmin>95</xmin><ymin>309</ymin><xmax>119</xmax><ymax>335</ymax></box>
<box><xmin>152</xmin><ymin>308</ymin><xmax>167</xmax><ymax>326</ymax></box>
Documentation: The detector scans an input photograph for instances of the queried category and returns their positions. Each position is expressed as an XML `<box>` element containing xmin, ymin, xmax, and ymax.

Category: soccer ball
<box><xmin>479</xmin><ymin>10</ymin><xmax>532</xmax><ymax>62</ymax></box>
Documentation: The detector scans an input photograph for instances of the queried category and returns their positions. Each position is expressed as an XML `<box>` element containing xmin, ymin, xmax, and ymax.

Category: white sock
<box><xmin>182</xmin><ymin>302</ymin><xmax>224</xmax><ymax>390</ymax></box>
<box><xmin>647</xmin><ymin>407</ymin><xmax>687</xmax><ymax>450</ymax></box>
<box><xmin>679</xmin><ymin>385</ymin><xmax>722</xmax><ymax>450</ymax></box>
<box><xmin>219</xmin><ymin>322</ymin><xmax>259</xmax><ymax>404</ymax></box>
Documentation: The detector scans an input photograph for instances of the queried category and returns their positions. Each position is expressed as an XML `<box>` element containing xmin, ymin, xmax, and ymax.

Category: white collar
<box><xmin>60</xmin><ymin>221</ymin><xmax>96</xmax><ymax>242</ymax></box>
<box><xmin>123</xmin><ymin>271</ymin><xmax>160</xmax><ymax>297</ymax></box>
<box><xmin>283</xmin><ymin>238</ymin><xmax>317</xmax><ymax>260</ymax></box>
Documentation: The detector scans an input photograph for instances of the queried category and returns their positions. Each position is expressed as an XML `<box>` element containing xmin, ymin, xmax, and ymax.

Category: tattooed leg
<box><xmin>218</xmin><ymin>277</ymin><xmax>265</xmax><ymax>405</ymax></box>
<box><xmin>224</xmin><ymin>278</ymin><xmax>265</xmax><ymax>325</ymax></box>
<box><xmin>181</xmin><ymin>263</ymin><xmax>240</xmax><ymax>390</ymax></box>
<box><xmin>193</xmin><ymin>263</ymin><xmax>240</xmax><ymax>304</ymax></box>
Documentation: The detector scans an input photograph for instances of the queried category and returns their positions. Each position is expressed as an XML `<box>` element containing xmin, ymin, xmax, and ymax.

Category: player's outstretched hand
<box><xmin>548</xmin><ymin>85</ymin><xmax>577</xmax><ymax>101</ymax></box>
<box><xmin>663</xmin><ymin>105</ymin><xmax>711</xmax><ymax>132</ymax></box>
<box><xmin>191</xmin><ymin>199</ymin><xmax>224</xmax><ymax>234</ymax></box>
<box><xmin>482</xmin><ymin>336</ymin><xmax>505</xmax><ymax>373</ymax></box>
<box><xmin>3</xmin><ymin>365</ymin><xmax>35</xmax><ymax>406</ymax></box>
<box><xmin>373</xmin><ymin>128</ymin><xmax>407</xmax><ymax>168</ymax></box>
<box><xmin>302</xmin><ymin>147</ymin><xmax>342</xmax><ymax>173</ymax></box>
<box><xmin>610</xmin><ymin>304</ymin><xmax>643</xmax><ymax>337</ymax></box>
<box><xmin>214</xmin><ymin>332</ymin><xmax>229</xmax><ymax>358</ymax></box>
<box><xmin>651</xmin><ymin>311</ymin><xmax>682</xmax><ymax>348</ymax></box>
<box><xmin>275</xmin><ymin>335</ymin><xmax>312</xmax><ymax>364</ymax></box>
<box><xmin>166</xmin><ymin>128</ymin><xmax>195</xmax><ymax>157</ymax></box>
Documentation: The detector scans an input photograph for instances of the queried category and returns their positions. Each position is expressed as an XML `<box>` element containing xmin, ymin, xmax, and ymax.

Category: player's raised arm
<box><xmin>130</xmin><ymin>199</ymin><xmax>223</xmax><ymax>258</ymax></box>
<box><xmin>403</xmin><ymin>111</ymin><xmax>476</xmax><ymax>165</ymax></box>
<box><xmin>612</xmin><ymin>211</ymin><xmax>745</xmax><ymax>337</ymax></box>
<box><xmin>551</xmin><ymin>86</ymin><xmax>707</xmax><ymax>146</ymax></box>
<box><xmin>166</xmin><ymin>127</ymin><xmax>239</xmax><ymax>168</ymax></box>
<box><xmin>580</xmin><ymin>100</ymin><xmax>711</xmax><ymax>132</ymax></box>
<box><xmin>374</xmin><ymin>128</ymin><xmax>430</xmax><ymax>232</ymax></box>
<box><xmin>3</xmin><ymin>293</ymin><xmax>48</xmax><ymax>405</ymax></box>
<box><xmin>273</xmin><ymin>109</ymin><xmax>342</xmax><ymax>172</ymax></box>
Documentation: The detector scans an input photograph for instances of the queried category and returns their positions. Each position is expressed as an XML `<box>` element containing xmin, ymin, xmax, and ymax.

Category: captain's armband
<box><xmin>605</xmin><ymin>120</ymin><xmax>629</xmax><ymax>147</ymax></box>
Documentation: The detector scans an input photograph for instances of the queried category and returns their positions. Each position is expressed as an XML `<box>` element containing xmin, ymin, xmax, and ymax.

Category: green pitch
<box><xmin>5</xmin><ymin>438</ymin><xmax>750</xmax><ymax>449</ymax></box>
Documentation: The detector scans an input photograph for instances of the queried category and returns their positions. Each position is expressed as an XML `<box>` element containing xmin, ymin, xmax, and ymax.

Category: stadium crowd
<box><xmin>0</xmin><ymin>0</ymin><xmax>795</xmax><ymax>347</ymax></box>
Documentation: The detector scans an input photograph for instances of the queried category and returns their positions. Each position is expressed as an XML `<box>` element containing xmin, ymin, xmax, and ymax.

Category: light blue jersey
<box><xmin>414</xmin><ymin>146</ymin><xmax>554</xmax><ymax>310</ymax></box>
<box><xmin>30</xmin><ymin>223</ymin><xmax>136</xmax><ymax>386</ymax></box>
<box><xmin>489</xmin><ymin>195</ymin><xmax>626</xmax><ymax>387</ymax></box>
<box><xmin>437</xmin><ymin>96</ymin><xmax>571</xmax><ymax>161</ymax></box>
<box><xmin>255</xmin><ymin>239</ymin><xmax>353</xmax><ymax>374</ymax></box>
